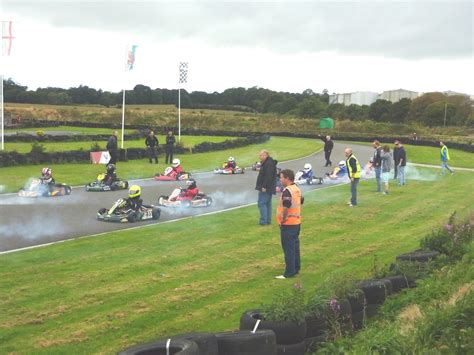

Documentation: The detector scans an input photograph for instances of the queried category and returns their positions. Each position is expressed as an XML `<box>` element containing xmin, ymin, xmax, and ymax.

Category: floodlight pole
<box><xmin>178</xmin><ymin>88</ymin><xmax>181</xmax><ymax>142</ymax></box>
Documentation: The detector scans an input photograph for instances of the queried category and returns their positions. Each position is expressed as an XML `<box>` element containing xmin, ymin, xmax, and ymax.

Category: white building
<box><xmin>379</xmin><ymin>89</ymin><xmax>420</xmax><ymax>103</ymax></box>
<box><xmin>328</xmin><ymin>91</ymin><xmax>379</xmax><ymax>106</ymax></box>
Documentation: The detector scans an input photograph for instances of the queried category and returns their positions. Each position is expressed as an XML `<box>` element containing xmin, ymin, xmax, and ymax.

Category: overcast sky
<box><xmin>1</xmin><ymin>0</ymin><xmax>473</xmax><ymax>95</ymax></box>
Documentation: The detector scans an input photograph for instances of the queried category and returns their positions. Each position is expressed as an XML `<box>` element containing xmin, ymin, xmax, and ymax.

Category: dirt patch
<box><xmin>398</xmin><ymin>304</ymin><xmax>423</xmax><ymax>335</ymax></box>
<box><xmin>446</xmin><ymin>282</ymin><xmax>473</xmax><ymax>306</ymax></box>
<box><xmin>37</xmin><ymin>330</ymin><xmax>89</xmax><ymax>348</ymax></box>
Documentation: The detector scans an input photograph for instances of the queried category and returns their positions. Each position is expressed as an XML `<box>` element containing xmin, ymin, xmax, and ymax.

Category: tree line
<box><xmin>4</xmin><ymin>78</ymin><xmax>472</xmax><ymax>126</ymax></box>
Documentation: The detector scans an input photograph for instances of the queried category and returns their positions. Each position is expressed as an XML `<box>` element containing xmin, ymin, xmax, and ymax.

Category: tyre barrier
<box><xmin>396</xmin><ymin>249</ymin><xmax>440</xmax><ymax>263</ymax></box>
<box><xmin>304</xmin><ymin>330</ymin><xmax>328</xmax><ymax>353</ymax></box>
<box><xmin>276</xmin><ymin>341</ymin><xmax>306</xmax><ymax>355</ymax></box>
<box><xmin>358</xmin><ymin>280</ymin><xmax>391</xmax><ymax>305</ymax></box>
<box><xmin>173</xmin><ymin>333</ymin><xmax>218</xmax><ymax>355</ymax></box>
<box><xmin>375</xmin><ymin>278</ymin><xmax>393</xmax><ymax>296</ymax></box>
<box><xmin>336</xmin><ymin>298</ymin><xmax>353</xmax><ymax>333</ymax></box>
<box><xmin>239</xmin><ymin>309</ymin><xmax>307</xmax><ymax>345</ymax></box>
<box><xmin>118</xmin><ymin>338</ymin><xmax>200</xmax><ymax>355</ymax></box>
<box><xmin>351</xmin><ymin>310</ymin><xmax>366</xmax><ymax>331</ymax></box>
<box><xmin>304</xmin><ymin>313</ymin><xmax>327</xmax><ymax>338</ymax></box>
<box><xmin>215</xmin><ymin>330</ymin><xmax>277</xmax><ymax>355</ymax></box>
<box><xmin>365</xmin><ymin>303</ymin><xmax>383</xmax><ymax>318</ymax></box>
<box><xmin>385</xmin><ymin>275</ymin><xmax>412</xmax><ymax>293</ymax></box>
<box><xmin>346</xmin><ymin>291</ymin><xmax>366</xmax><ymax>313</ymax></box>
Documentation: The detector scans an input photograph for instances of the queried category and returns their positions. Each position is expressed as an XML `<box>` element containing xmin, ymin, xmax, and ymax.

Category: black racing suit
<box><xmin>124</xmin><ymin>197</ymin><xmax>143</xmax><ymax>212</ymax></box>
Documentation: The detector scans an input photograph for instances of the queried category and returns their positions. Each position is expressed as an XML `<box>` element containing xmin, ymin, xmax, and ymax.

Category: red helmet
<box><xmin>41</xmin><ymin>167</ymin><xmax>52</xmax><ymax>178</ymax></box>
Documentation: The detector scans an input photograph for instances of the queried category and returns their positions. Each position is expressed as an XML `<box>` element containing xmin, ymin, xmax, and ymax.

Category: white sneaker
<box><xmin>275</xmin><ymin>275</ymin><xmax>287</xmax><ymax>279</ymax></box>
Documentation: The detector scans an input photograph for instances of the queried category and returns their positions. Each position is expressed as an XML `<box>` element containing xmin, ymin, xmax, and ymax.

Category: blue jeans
<box><xmin>351</xmin><ymin>178</ymin><xmax>359</xmax><ymax>205</ymax></box>
<box><xmin>374</xmin><ymin>167</ymin><xmax>382</xmax><ymax>192</ymax></box>
<box><xmin>258</xmin><ymin>191</ymin><xmax>272</xmax><ymax>225</ymax></box>
<box><xmin>398</xmin><ymin>166</ymin><xmax>405</xmax><ymax>185</ymax></box>
<box><xmin>280</xmin><ymin>225</ymin><xmax>301</xmax><ymax>277</ymax></box>
<box><xmin>441</xmin><ymin>161</ymin><xmax>454</xmax><ymax>175</ymax></box>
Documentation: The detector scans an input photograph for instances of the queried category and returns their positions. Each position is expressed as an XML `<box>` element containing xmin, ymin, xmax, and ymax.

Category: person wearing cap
<box><xmin>107</xmin><ymin>130</ymin><xmax>119</xmax><ymax>165</ymax></box>
<box><xmin>145</xmin><ymin>130</ymin><xmax>159</xmax><ymax>164</ymax></box>
<box><xmin>275</xmin><ymin>169</ymin><xmax>304</xmax><ymax>279</ymax></box>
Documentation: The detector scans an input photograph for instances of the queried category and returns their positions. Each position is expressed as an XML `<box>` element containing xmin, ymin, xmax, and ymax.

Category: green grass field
<box><xmin>2</xmin><ymin>135</ymin><xmax>235</xmax><ymax>153</ymax></box>
<box><xmin>0</xmin><ymin>137</ymin><xmax>321</xmax><ymax>193</ymax></box>
<box><xmin>346</xmin><ymin>141</ymin><xmax>474</xmax><ymax>169</ymax></box>
<box><xmin>1</xmin><ymin>171</ymin><xmax>472</xmax><ymax>353</ymax></box>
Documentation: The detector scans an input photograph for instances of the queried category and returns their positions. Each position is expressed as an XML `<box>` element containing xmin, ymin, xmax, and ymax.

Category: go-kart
<box><xmin>97</xmin><ymin>198</ymin><xmax>161</xmax><ymax>223</ymax></box>
<box><xmin>155</xmin><ymin>167</ymin><xmax>191</xmax><ymax>181</ymax></box>
<box><xmin>157</xmin><ymin>188</ymin><xmax>213</xmax><ymax>208</ymax></box>
<box><xmin>251</xmin><ymin>162</ymin><xmax>262</xmax><ymax>171</ymax></box>
<box><xmin>294</xmin><ymin>171</ymin><xmax>323</xmax><ymax>185</ymax></box>
<box><xmin>85</xmin><ymin>173</ymin><xmax>129</xmax><ymax>192</ymax></box>
<box><xmin>18</xmin><ymin>178</ymin><xmax>72</xmax><ymax>197</ymax></box>
<box><xmin>214</xmin><ymin>163</ymin><xmax>245</xmax><ymax>175</ymax></box>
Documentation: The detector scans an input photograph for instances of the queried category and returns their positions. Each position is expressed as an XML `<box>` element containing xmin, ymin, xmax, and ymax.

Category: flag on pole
<box><xmin>2</xmin><ymin>21</ymin><xmax>14</xmax><ymax>56</ymax></box>
<box><xmin>179</xmin><ymin>62</ymin><xmax>188</xmax><ymax>84</ymax></box>
<box><xmin>126</xmin><ymin>45</ymin><xmax>138</xmax><ymax>71</ymax></box>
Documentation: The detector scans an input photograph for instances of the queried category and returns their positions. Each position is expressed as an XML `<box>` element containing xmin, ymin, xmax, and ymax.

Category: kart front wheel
<box><xmin>127</xmin><ymin>213</ymin><xmax>137</xmax><ymax>223</ymax></box>
<box><xmin>158</xmin><ymin>196</ymin><xmax>167</xmax><ymax>206</ymax></box>
<box><xmin>152</xmin><ymin>208</ymin><xmax>161</xmax><ymax>220</ymax></box>
<box><xmin>65</xmin><ymin>186</ymin><xmax>72</xmax><ymax>195</ymax></box>
<box><xmin>206</xmin><ymin>197</ymin><xmax>213</xmax><ymax>207</ymax></box>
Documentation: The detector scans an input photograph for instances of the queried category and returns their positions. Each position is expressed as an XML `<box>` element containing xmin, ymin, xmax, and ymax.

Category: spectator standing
<box><xmin>165</xmin><ymin>131</ymin><xmax>176</xmax><ymax>164</ymax></box>
<box><xmin>145</xmin><ymin>130</ymin><xmax>159</xmax><ymax>164</ymax></box>
<box><xmin>395</xmin><ymin>139</ymin><xmax>407</xmax><ymax>186</ymax></box>
<box><xmin>345</xmin><ymin>148</ymin><xmax>361</xmax><ymax>207</ymax></box>
<box><xmin>440</xmin><ymin>141</ymin><xmax>454</xmax><ymax>175</ymax></box>
<box><xmin>319</xmin><ymin>134</ymin><xmax>334</xmax><ymax>167</ymax></box>
<box><xmin>255</xmin><ymin>150</ymin><xmax>278</xmax><ymax>225</ymax></box>
<box><xmin>107</xmin><ymin>130</ymin><xmax>118</xmax><ymax>165</ymax></box>
<box><xmin>381</xmin><ymin>145</ymin><xmax>392</xmax><ymax>195</ymax></box>
<box><xmin>372</xmin><ymin>140</ymin><xmax>383</xmax><ymax>192</ymax></box>
<box><xmin>275</xmin><ymin>169</ymin><xmax>304</xmax><ymax>279</ymax></box>
<box><xmin>393</xmin><ymin>140</ymin><xmax>401</xmax><ymax>179</ymax></box>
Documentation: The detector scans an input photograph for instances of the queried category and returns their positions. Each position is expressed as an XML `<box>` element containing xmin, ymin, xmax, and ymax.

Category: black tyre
<box><xmin>118</xmin><ymin>338</ymin><xmax>199</xmax><ymax>355</ymax></box>
<box><xmin>152</xmin><ymin>208</ymin><xmax>161</xmax><ymax>220</ymax></box>
<box><xmin>385</xmin><ymin>275</ymin><xmax>410</xmax><ymax>293</ymax></box>
<box><xmin>206</xmin><ymin>197</ymin><xmax>213</xmax><ymax>207</ymax></box>
<box><xmin>366</xmin><ymin>303</ymin><xmax>383</xmax><ymax>318</ymax></box>
<box><xmin>396</xmin><ymin>249</ymin><xmax>440</xmax><ymax>263</ymax></box>
<box><xmin>98</xmin><ymin>208</ymin><xmax>107</xmax><ymax>215</ymax></box>
<box><xmin>172</xmin><ymin>333</ymin><xmax>218</xmax><ymax>355</ymax></box>
<box><xmin>123</xmin><ymin>181</ymin><xmax>129</xmax><ymax>189</ymax></box>
<box><xmin>277</xmin><ymin>341</ymin><xmax>305</xmax><ymax>355</ymax></box>
<box><xmin>304</xmin><ymin>313</ymin><xmax>327</xmax><ymax>338</ymax></box>
<box><xmin>358</xmin><ymin>280</ymin><xmax>388</xmax><ymax>304</ymax></box>
<box><xmin>239</xmin><ymin>309</ymin><xmax>307</xmax><ymax>345</ymax></box>
<box><xmin>215</xmin><ymin>330</ymin><xmax>277</xmax><ymax>355</ymax></box>
<box><xmin>351</xmin><ymin>310</ymin><xmax>365</xmax><ymax>331</ymax></box>
<box><xmin>182</xmin><ymin>200</ymin><xmax>191</xmax><ymax>208</ymax></box>
<box><xmin>375</xmin><ymin>278</ymin><xmax>393</xmax><ymax>296</ymax></box>
<box><xmin>304</xmin><ymin>331</ymin><xmax>327</xmax><ymax>353</ymax></box>
<box><xmin>347</xmin><ymin>291</ymin><xmax>366</xmax><ymax>313</ymax></box>
<box><xmin>127</xmin><ymin>212</ymin><xmax>137</xmax><ymax>223</ymax></box>
<box><xmin>65</xmin><ymin>186</ymin><xmax>72</xmax><ymax>195</ymax></box>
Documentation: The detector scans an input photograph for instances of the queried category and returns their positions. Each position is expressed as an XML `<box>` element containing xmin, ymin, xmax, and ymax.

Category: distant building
<box><xmin>329</xmin><ymin>91</ymin><xmax>379</xmax><ymax>106</ymax></box>
<box><xmin>443</xmin><ymin>90</ymin><xmax>469</xmax><ymax>97</ymax></box>
<box><xmin>379</xmin><ymin>89</ymin><xmax>420</xmax><ymax>103</ymax></box>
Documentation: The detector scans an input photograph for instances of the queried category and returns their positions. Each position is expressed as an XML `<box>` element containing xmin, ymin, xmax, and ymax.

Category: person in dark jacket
<box><xmin>394</xmin><ymin>139</ymin><xmax>407</xmax><ymax>186</ymax></box>
<box><xmin>319</xmin><ymin>134</ymin><xmax>334</xmax><ymax>167</ymax></box>
<box><xmin>145</xmin><ymin>130</ymin><xmax>159</xmax><ymax>164</ymax></box>
<box><xmin>393</xmin><ymin>140</ymin><xmax>400</xmax><ymax>179</ymax></box>
<box><xmin>372</xmin><ymin>140</ymin><xmax>382</xmax><ymax>192</ymax></box>
<box><xmin>165</xmin><ymin>131</ymin><xmax>176</xmax><ymax>164</ymax></box>
<box><xmin>107</xmin><ymin>130</ymin><xmax>118</xmax><ymax>165</ymax></box>
<box><xmin>255</xmin><ymin>150</ymin><xmax>278</xmax><ymax>225</ymax></box>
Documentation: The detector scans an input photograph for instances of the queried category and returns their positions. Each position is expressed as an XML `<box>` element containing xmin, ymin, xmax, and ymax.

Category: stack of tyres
<box><xmin>358</xmin><ymin>279</ymin><xmax>393</xmax><ymax>318</ymax></box>
<box><xmin>239</xmin><ymin>309</ymin><xmax>307</xmax><ymax>355</ymax></box>
<box><xmin>215</xmin><ymin>330</ymin><xmax>277</xmax><ymax>355</ymax></box>
<box><xmin>303</xmin><ymin>311</ymin><xmax>328</xmax><ymax>353</ymax></box>
<box><xmin>346</xmin><ymin>291</ymin><xmax>366</xmax><ymax>331</ymax></box>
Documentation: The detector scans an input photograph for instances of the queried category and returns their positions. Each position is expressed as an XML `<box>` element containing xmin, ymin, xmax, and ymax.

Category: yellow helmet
<box><xmin>128</xmin><ymin>185</ymin><xmax>141</xmax><ymax>198</ymax></box>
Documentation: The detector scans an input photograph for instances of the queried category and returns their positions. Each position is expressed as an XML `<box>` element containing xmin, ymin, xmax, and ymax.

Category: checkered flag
<box><xmin>179</xmin><ymin>62</ymin><xmax>188</xmax><ymax>84</ymax></box>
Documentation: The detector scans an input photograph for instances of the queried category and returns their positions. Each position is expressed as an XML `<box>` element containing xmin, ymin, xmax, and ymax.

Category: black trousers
<box><xmin>393</xmin><ymin>163</ymin><xmax>398</xmax><ymax>179</ymax></box>
<box><xmin>165</xmin><ymin>146</ymin><xmax>174</xmax><ymax>164</ymax></box>
<box><xmin>324</xmin><ymin>150</ymin><xmax>332</xmax><ymax>166</ymax></box>
<box><xmin>147</xmin><ymin>147</ymin><xmax>158</xmax><ymax>163</ymax></box>
<box><xmin>108</xmin><ymin>150</ymin><xmax>118</xmax><ymax>165</ymax></box>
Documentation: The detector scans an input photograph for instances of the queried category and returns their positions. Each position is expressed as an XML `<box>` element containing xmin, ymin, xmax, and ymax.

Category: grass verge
<box><xmin>0</xmin><ymin>170</ymin><xmax>473</xmax><ymax>353</ymax></box>
<box><xmin>0</xmin><ymin>137</ymin><xmax>321</xmax><ymax>193</ymax></box>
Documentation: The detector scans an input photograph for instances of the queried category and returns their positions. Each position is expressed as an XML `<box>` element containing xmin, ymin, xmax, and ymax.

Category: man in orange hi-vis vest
<box><xmin>275</xmin><ymin>169</ymin><xmax>304</xmax><ymax>279</ymax></box>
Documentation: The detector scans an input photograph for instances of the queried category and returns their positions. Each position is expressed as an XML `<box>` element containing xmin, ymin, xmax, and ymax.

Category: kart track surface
<box><xmin>0</xmin><ymin>142</ymin><xmax>373</xmax><ymax>252</ymax></box>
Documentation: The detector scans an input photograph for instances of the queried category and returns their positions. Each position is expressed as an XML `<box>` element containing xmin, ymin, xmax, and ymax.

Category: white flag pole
<box><xmin>1</xmin><ymin>74</ymin><xmax>4</xmax><ymax>151</ymax></box>
<box><xmin>178</xmin><ymin>87</ymin><xmax>181</xmax><ymax>142</ymax></box>
<box><xmin>121</xmin><ymin>88</ymin><xmax>125</xmax><ymax>149</ymax></box>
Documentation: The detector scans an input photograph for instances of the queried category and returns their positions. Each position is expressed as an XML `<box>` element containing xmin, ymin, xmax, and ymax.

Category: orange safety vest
<box><xmin>276</xmin><ymin>184</ymin><xmax>302</xmax><ymax>225</ymax></box>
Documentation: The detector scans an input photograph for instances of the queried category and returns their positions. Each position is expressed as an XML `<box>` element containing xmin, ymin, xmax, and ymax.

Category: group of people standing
<box><xmin>371</xmin><ymin>139</ymin><xmax>407</xmax><ymax>195</ymax></box>
<box><xmin>106</xmin><ymin>130</ymin><xmax>177</xmax><ymax>166</ymax></box>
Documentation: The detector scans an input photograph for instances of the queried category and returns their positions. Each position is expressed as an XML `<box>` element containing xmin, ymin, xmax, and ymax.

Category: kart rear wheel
<box><xmin>127</xmin><ymin>213</ymin><xmax>137</xmax><ymax>223</ymax></box>
<box><xmin>158</xmin><ymin>196</ymin><xmax>167</xmax><ymax>206</ymax></box>
<box><xmin>152</xmin><ymin>208</ymin><xmax>161</xmax><ymax>220</ymax></box>
<box><xmin>123</xmin><ymin>181</ymin><xmax>129</xmax><ymax>189</ymax></box>
<box><xmin>182</xmin><ymin>200</ymin><xmax>191</xmax><ymax>208</ymax></box>
<box><xmin>65</xmin><ymin>186</ymin><xmax>72</xmax><ymax>195</ymax></box>
<box><xmin>206</xmin><ymin>197</ymin><xmax>213</xmax><ymax>207</ymax></box>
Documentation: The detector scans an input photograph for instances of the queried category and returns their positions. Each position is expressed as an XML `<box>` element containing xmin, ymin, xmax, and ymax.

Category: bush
<box><xmin>90</xmin><ymin>141</ymin><xmax>102</xmax><ymax>152</ymax></box>
<box><xmin>261</xmin><ymin>284</ymin><xmax>306</xmax><ymax>324</ymax></box>
<box><xmin>36</xmin><ymin>130</ymin><xmax>44</xmax><ymax>137</ymax></box>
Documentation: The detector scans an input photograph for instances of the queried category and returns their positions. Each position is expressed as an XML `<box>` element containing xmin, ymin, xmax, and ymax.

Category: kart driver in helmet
<box><xmin>40</xmin><ymin>167</ymin><xmax>56</xmax><ymax>191</ymax></box>
<box><xmin>179</xmin><ymin>179</ymin><xmax>199</xmax><ymax>201</ymax></box>
<box><xmin>125</xmin><ymin>185</ymin><xmax>143</xmax><ymax>211</ymax></box>
<box><xmin>224</xmin><ymin>156</ymin><xmax>237</xmax><ymax>170</ymax></box>
<box><xmin>300</xmin><ymin>163</ymin><xmax>315</xmax><ymax>180</ymax></box>
<box><xmin>103</xmin><ymin>164</ymin><xmax>118</xmax><ymax>186</ymax></box>
<box><xmin>169</xmin><ymin>158</ymin><xmax>184</xmax><ymax>177</ymax></box>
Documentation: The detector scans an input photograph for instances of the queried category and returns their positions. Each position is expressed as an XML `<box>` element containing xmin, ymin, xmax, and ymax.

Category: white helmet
<box><xmin>339</xmin><ymin>160</ymin><xmax>346</xmax><ymax>167</ymax></box>
<box><xmin>303</xmin><ymin>163</ymin><xmax>312</xmax><ymax>172</ymax></box>
<box><xmin>228</xmin><ymin>156</ymin><xmax>235</xmax><ymax>162</ymax></box>
<box><xmin>172</xmin><ymin>158</ymin><xmax>181</xmax><ymax>168</ymax></box>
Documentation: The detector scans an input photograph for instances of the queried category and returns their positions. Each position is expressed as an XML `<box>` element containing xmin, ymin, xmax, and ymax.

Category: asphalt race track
<box><xmin>0</xmin><ymin>142</ymin><xmax>373</xmax><ymax>252</ymax></box>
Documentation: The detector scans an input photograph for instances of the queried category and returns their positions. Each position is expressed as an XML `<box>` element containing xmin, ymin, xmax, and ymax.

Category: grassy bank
<box><xmin>0</xmin><ymin>171</ymin><xmax>473</xmax><ymax>353</ymax></box>
<box><xmin>2</xmin><ymin>135</ymin><xmax>235</xmax><ymax>153</ymax></box>
<box><xmin>4</xmin><ymin>126</ymin><xmax>138</xmax><ymax>135</ymax></box>
<box><xmin>0</xmin><ymin>137</ymin><xmax>321</xmax><ymax>193</ymax></box>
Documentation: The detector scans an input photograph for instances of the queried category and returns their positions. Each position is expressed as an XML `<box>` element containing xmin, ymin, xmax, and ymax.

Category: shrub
<box><xmin>90</xmin><ymin>141</ymin><xmax>102</xmax><ymax>152</ymax></box>
<box><xmin>36</xmin><ymin>130</ymin><xmax>44</xmax><ymax>137</ymax></box>
<box><xmin>261</xmin><ymin>284</ymin><xmax>306</xmax><ymax>324</ymax></box>
<box><xmin>30</xmin><ymin>142</ymin><xmax>45</xmax><ymax>154</ymax></box>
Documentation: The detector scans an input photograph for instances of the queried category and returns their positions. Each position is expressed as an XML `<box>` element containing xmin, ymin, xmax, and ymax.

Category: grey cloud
<box><xmin>4</xmin><ymin>1</ymin><xmax>473</xmax><ymax>59</ymax></box>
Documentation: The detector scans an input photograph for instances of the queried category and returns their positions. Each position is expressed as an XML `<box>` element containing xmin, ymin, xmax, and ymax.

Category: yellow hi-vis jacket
<box><xmin>276</xmin><ymin>184</ymin><xmax>302</xmax><ymax>226</ymax></box>
<box><xmin>346</xmin><ymin>154</ymin><xmax>361</xmax><ymax>179</ymax></box>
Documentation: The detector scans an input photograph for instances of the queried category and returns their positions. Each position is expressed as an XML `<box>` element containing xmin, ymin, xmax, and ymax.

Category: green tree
<box><xmin>369</xmin><ymin>99</ymin><xmax>392</xmax><ymax>122</ymax></box>
<box><xmin>389</xmin><ymin>98</ymin><xmax>411</xmax><ymax>123</ymax></box>
<box><xmin>422</xmin><ymin>102</ymin><xmax>456</xmax><ymax>127</ymax></box>
<box><xmin>406</xmin><ymin>92</ymin><xmax>445</xmax><ymax>124</ymax></box>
